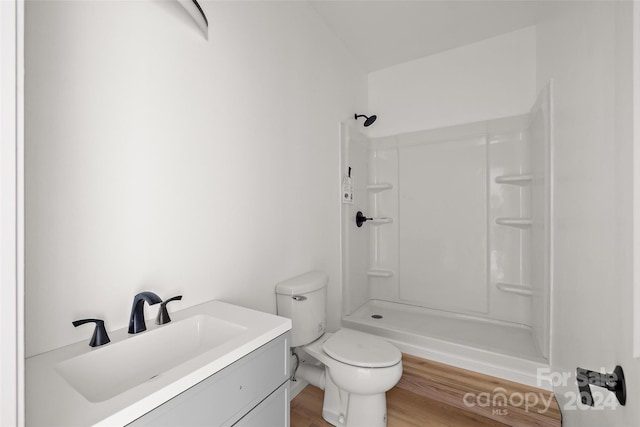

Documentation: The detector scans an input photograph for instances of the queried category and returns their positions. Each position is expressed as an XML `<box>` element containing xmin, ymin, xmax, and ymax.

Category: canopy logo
<box><xmin>462</xmin><ymin>387</ymin><xmax>555</xmax><ymax>415</ymax></box>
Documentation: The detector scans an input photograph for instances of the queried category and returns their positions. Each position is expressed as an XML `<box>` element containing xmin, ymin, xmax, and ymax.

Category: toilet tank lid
<box><xmin>275</xmin><ymin>271</ymin><xmax>328</xmax><ymax>295</ymax></box>
<box><xmin>322</xmin><ymin>329</ymin><xmax>401</xmax><ymax>368</ymax></box>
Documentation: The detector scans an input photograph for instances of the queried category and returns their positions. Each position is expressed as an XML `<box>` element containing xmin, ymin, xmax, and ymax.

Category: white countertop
<box><xmin>26</xmin><ymin>300</ymin><xmax>291</xmax><ymax>426</ymax></box>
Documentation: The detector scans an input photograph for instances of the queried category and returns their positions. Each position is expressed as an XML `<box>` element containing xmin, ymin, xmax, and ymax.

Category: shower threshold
<box><xmin>342</xmin><ymin>299</ymin><xmax>550</xmax><ymax>389</ymax></box>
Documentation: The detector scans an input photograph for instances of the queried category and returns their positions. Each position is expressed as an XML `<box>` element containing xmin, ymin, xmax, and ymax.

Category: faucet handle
<box><xmin>156</xmin><ymin>295</ymin><xmax>183</xmax><ymax>325</ymax></box>
<box><xmin>72</xmin><ymin>318</ymin><xmax>110</xmax><ymax>347</ymax></box>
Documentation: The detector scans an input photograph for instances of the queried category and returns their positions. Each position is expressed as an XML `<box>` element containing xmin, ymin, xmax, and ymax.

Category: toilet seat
<box><xmin>322</xmin><ymin>329</ymin><xmax>401</xmax><ymax>368</ymax></box>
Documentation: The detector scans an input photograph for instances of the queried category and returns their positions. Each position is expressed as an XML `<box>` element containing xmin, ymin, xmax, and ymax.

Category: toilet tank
<box><xmin>275</xmin><ymin>271</ymin><xmax>328</xmax><ymax>347</ymax></box>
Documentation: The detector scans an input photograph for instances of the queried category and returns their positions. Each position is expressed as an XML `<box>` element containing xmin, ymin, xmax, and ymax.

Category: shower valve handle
<box><xmin>356</xmin><ymin>211</ymin><xmax>373</xmax><ymax>227</ymax></box>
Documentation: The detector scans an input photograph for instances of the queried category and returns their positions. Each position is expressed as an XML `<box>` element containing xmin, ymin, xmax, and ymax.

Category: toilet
<box><xmin>275</xmin><ymin>271</ymin><xmax>402</xmax><ymax>427</ymax></box>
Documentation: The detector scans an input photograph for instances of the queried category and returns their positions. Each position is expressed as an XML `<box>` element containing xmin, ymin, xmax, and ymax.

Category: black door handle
<box><xmin>576</xmin><ymin>365</ymin><xmax>626</xmax><ymax>406</ymax></box>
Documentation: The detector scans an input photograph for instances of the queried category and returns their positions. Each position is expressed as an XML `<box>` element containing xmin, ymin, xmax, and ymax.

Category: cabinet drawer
<box><xmin>233</xmin><ymin>381</ymin><xmax>289</xmax><ymax>427</ymax></box>
<box><xmin>128</xmin><ymin>332</ymin><xmax>289</xmax><ymax>427</ymax></box>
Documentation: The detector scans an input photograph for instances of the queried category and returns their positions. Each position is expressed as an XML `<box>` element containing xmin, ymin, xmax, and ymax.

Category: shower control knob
<box><xmin>356</xmin><ymin>211</ymin><xmax>372</xmax><ymax>227</ymax></box>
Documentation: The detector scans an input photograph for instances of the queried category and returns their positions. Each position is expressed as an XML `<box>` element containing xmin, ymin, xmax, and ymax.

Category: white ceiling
<box><xmin>309</xmin><ymin>1</ymin><xmax>554</xmax><ymax>72</ymax></box>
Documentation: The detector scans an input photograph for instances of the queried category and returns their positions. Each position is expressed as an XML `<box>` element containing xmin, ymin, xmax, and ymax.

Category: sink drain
<box><xmin>371</xmin><ymin>314</ymin><xmax>383</xmax><ymax>319</ymax></box>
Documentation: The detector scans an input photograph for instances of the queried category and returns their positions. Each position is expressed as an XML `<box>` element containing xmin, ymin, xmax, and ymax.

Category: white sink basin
<box><xmin>55</xmin><ymin>314</ymin><xmax>246</xmax><ymax>402</ymax></box>
<box><xmin>28</xmin><ymin>300</ymin><xmax>291</xmax><ymax>426</ymax></box>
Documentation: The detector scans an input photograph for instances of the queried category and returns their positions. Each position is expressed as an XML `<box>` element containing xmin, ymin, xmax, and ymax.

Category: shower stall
<box><xmin>341</xmin><ymin>85</ymin><xmax>552</xmax><ymax>388</ymax></box>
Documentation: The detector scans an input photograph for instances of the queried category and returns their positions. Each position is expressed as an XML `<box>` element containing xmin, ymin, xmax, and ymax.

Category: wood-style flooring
<box><xmin>291</xmin><ymin>354</ymin><xmax>562</xmax><ymax>427</ymax></box>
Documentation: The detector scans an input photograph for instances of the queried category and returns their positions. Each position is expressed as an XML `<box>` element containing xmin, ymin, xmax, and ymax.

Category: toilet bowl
<box><xmin>275</xmin><ymin>271</ymin><xmax>403</xmax><ymax>427</ymax></box>
<box><xmin>299</xmin><ymin>329</ymin><xmax>402</xmax><ymax>427</ymax></box>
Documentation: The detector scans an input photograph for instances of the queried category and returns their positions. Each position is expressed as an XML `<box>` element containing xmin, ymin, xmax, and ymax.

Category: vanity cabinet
<box><xmin>128</xmin><ymin>332</ymin><xmax>290</xmax><ymax>427</ymax></box>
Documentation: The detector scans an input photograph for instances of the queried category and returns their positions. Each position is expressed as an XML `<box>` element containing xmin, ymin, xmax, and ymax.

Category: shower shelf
<box><xmin>370</xmin><ymin>218</ymin><xmax>393</xmax><ymax>225</ymax></box>
<box><xmin>496</xmin><ymin>282</ymin><xmax>533</xmax><ymax>297</ymax></box>
<box><xmin>495</xmin><ymin>218</ymin><xmax>532</xmax><ymax>228</ymax></box>
<box><xmin>495</xmin><ymin>174</ymin><xmax>533</xmax><ymax>185</ymax></box>
<box><xmin>367</xmin><ymin>183</ymin><xmax>393</xmax><ymax>192</ymax></box>
<box><xmin>367</xmin><ymin>269</ymin><xmax>393</xmax><ymax>278</ymax></box>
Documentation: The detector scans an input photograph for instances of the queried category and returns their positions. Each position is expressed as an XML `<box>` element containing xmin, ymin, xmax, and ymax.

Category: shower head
<box><xmin>354</xmin><ymin>114</ymin><xmax>377</xmax><ymax>127</ymax></box>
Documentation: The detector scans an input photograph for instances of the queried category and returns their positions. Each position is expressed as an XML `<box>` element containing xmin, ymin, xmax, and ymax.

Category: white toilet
<box><xmin>275</xmin><ymin>271</ymin><xmax>402</xmax><ymax>427</ymax></box>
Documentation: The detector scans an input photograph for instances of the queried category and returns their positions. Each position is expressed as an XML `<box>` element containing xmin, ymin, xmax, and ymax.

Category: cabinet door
<box><xmin>234</xmin><ymin>381</ymin><xmax>289</xmax><ymax>427</ymax></box>
<box><xmin>128</xmin><ymin>332</ymin><xmax>289</xmax><ymax>427</ymax></box>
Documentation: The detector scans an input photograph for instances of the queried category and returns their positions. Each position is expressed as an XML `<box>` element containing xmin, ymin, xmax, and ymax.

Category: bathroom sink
<box><xmin>55</xmin><ymin>314</ymin><xmax>247</xmax><ymax>402</ymax></box>
<box><xmin>28</xmin><ymin>300</ymin><xmax>291</xmax><ymax>426</ymax></box>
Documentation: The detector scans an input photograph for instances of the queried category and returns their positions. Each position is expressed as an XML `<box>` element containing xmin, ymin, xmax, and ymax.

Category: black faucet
<box><xmin>128</xmin><ymin>291</ymin><xmax>162</xmax><ymax>334</ymax></box>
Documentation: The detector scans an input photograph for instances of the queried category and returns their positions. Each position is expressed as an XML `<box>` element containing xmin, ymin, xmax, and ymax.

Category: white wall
<box><xmin>537</xmin><ymin>2</ymin><xmax>640</xmax><ymax>425</ymax></box>
<box><xmin>367</xmin><ymin>26</ymin><xmax>536</xmax><ymax>138</ymax></box>
<box><xmin>1</xmin><ymin>0</ymin><xmax>23</xmax><ymax>424</ymax></box>
<box><xmin>25</xmin><ymin>0</ymin><xmax>366</xmax><ymax>357</ymax></box>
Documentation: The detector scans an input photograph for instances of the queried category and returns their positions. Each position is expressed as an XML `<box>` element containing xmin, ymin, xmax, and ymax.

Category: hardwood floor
<box><xmin>290</xmin><ymin>354</ymin><xmax>562</xmax><ymax>427</ymax></box>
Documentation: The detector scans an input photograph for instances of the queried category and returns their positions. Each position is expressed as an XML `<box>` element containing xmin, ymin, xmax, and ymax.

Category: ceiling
<box><xmin>309</xmin><ymin>1</ymin><xmax>554</xmax><ymax>73</ymax></box>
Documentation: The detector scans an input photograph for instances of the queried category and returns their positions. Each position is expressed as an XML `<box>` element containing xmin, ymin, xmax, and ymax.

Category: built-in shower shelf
<box><xmin>367</xmin><ymin>183</ymin><xmax>393</xmax><ymax>192</ymax></box>
<box><xmin>370</xmin><ymin>218</ymin><xmax>393</xmax><ymax>225</ymax></box>
<box><xmin>495</xmin><ymin>218</ymin><xmax>532</xmax><ymax>228</ymax></box>
<box><xmin>495</xmin><ymin>174</ymin><xmax>533</xmax><ymax>185</ymax></box>
<box><xmin>496</xmin><ymin>282</ymin><xmax>533</xmax><ymax>297</ymax></box>
<box><xmin>367</xmin><ymin>269</ymin><xmax>394</xmax><ymax>278</ymax></box>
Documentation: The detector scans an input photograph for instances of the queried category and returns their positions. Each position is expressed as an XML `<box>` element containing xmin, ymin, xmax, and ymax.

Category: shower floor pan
<box><xmin>342</xmin><ymin>299</ymin><xmax>550</xmax><ymax>389</ymax></box>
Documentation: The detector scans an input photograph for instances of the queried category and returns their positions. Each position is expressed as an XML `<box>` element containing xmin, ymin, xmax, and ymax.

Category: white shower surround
<box><xmin>341</xmin><ymin>86</ymin><xmax>551</xmax><ymax>387</ymax></box>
